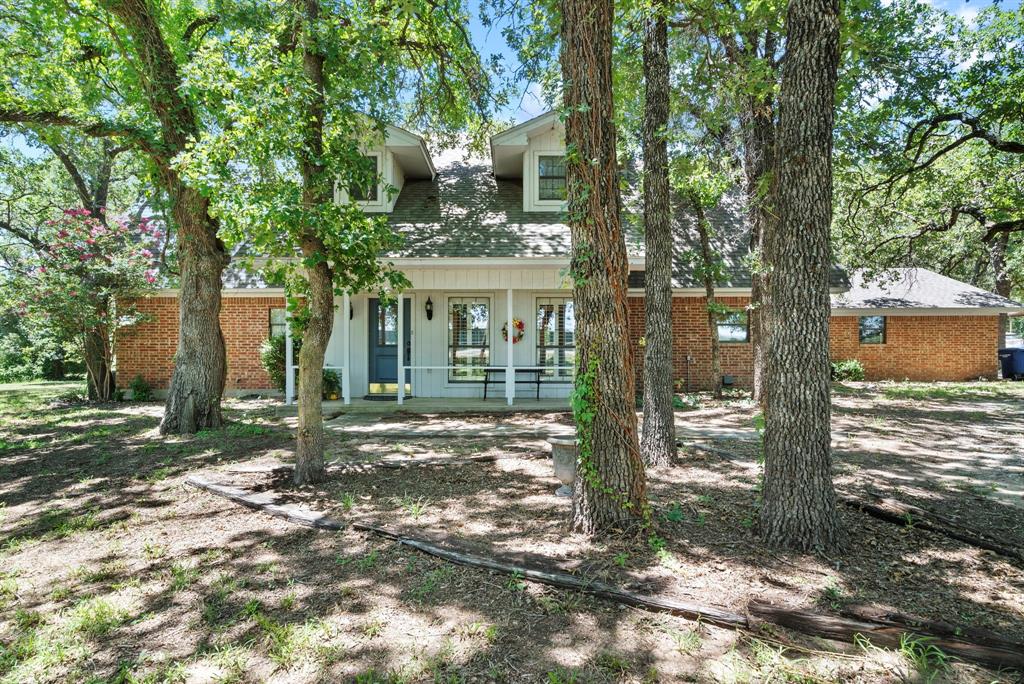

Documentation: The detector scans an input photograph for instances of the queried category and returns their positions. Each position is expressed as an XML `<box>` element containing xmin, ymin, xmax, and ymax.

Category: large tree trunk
<box><xmin>102</xmin><ymin>0</ymin><xmax>228</xmax><ymax>434</ymax></box>
<box><xmin>160</xmin><ymin>187</ymin><xmax>228</xmax><ymax>434</ymax></box>
<box><xmin>759</xmin><ymin>0</ymin><xmax>842</xmax><ymax>552</ymax></box>
<box><xmin>987</xmin><ymin>232</ymin><xmax>1011</xmax><ymax>351</ymax></box>
<box><xmin>693</xmin><ymin>201</ymin><xmax>723</xmax><ymax>400</ymax></box>
<box><xmin>295</xmin><ymin>238</ymin><xmax>332</xmax><ymax>486</ymax></box>
<box><xmin>83</xmin><ymin>326</ymin><xmax>114</xmax><ymax>401</ymax></box>
<box><xmin>741</xmin><ymin>34</ymin><xmax>777</xmax><ymax>406</ymax></box>
<box><xmin>640</xmin><ymin>0</ymin><xmax>675</xmax><ymax>469</ymax></box>
<box><xmin>293</xmin><ymin>0</ymin><xmax>334</xmax><ymax>486</ymax></box>
<box><xmin>561</xmin><ymin>0</ymin><xmax>648</xmax><ymax>535</ymax></box>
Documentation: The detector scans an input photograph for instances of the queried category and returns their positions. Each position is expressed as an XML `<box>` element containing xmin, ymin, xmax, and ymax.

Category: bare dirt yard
<box><xmin>1</xmin><ymin>380</ymin><xmax>1022</xmax><ymax>683</ymax></box>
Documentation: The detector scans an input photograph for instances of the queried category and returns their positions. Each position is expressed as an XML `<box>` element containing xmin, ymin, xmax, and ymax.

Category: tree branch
<box><xmin>0</xmin><ymin>108</ymin><xmax>159</xmax><ymax>156</ymax></box>
<box><xmin>182</xmin><ymin>14</ymin><xmax>219</xmax><ymax>45</ymax></box>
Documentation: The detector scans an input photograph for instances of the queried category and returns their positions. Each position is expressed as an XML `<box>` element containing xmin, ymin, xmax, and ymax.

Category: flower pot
<box><xmin>547</xmin><ymin>435</ymin><xmax>577</xmax><ymax>497</ymax></box>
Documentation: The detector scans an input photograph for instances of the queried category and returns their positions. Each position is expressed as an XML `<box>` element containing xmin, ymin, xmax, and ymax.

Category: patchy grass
<box><xmin>879</xmin><ymin>380</ymin><xmax>1024</xmax><ymax>401</ymax></box>
<box><xmin>1</xmin><ymin>383</ymin><xmax>1022</xmax><ymax>682</ymax></box>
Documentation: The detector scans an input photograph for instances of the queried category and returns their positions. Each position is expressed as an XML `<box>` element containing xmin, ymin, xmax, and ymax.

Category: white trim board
<box><xmin>832</xmin><ymin>307</ymin><xmax>1022</xmax><ymax>316</ymax></box>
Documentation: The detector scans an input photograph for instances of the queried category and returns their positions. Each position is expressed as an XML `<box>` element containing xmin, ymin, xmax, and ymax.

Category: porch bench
<box><xmin>481</xmin><ymin>367</ymin><xmax>545</xmax><ymax>400</ymax></box>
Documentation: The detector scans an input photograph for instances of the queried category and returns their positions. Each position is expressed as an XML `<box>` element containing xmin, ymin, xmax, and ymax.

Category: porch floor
<box><xmin>273</xmin><ymin>396</ymin><xmax>570</xmax><ymax>417</ymax></box>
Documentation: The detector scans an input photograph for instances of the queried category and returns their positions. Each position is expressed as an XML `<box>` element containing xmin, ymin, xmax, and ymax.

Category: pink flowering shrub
<box><xmin>12</xmin><ymin>209</ymin><xmax>162</xmax><ymax>399</ymax></box>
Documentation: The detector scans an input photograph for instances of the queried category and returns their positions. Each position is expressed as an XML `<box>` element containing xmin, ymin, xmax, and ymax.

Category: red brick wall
<box><xmin>829</xmin><ymin>314</ymin><xmax>999</xmax><ymax>381</ymax></box>
<box><xmin>627</xmin><ymin>297</ymin><xmax>1000</xmax><ymax>389</ymax></box>
<box><xmin>116</xmin><ymin>296</ymin><xmax>286</xmax><ymax>392</ymax></box>
<box><xmin>627</xmin><ymin>296</ymin><xmax>754</xmax><ymax>391</ymax></box>
<box><xmin>118</xmin><ymin>294</ymin><xmax>1000</xmax><ymax>394</ymax></box>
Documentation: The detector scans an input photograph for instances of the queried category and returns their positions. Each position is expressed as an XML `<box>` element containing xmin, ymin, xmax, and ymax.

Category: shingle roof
<box><xmin>624</xmin><ymin>190</ymin><xmax>849</xmax><ymax>290</ymax></box>
<box><xmin>222</xmin><ymin>156</ymin><xmax>847</xmax><ymax>291</ymax></box>
<box><xmin>384</xmin><ymin>159</ymin><xmax>854</xmax><ymax>291</ymax></box>
<box><xmin>383</xmin><ymin>160</ymin><xmax>643</xmax><ymax>259</ymax></box>
<box><xmin>831</xmin><ymin>268</ymin><xmax>1022</xmax><ymax>311</ymax></box>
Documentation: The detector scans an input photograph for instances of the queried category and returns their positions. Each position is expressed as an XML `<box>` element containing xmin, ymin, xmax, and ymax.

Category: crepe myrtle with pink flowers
<box><xmin>11</xmin><ymin>208</ymin><xmax>162</xmax><ymax>400</ymax></box>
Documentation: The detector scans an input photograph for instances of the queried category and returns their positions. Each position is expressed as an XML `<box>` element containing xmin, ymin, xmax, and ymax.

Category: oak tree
<box><xmin>562</xmin><ymin>0</ymin><xmax>649</xmax><ymax>534</ymax></box>
<box><xmin>759</xmin><ymin>0</ymin><xmax>843</xmax><ymax>552</ymax></box>
<box><xmin>639</xmin><ymin>0</ymin><xmax>676</xmax><ymax>468</ymax></box>
<box><xmin>0</xmin><ymin>0</ymin><xmax>230</xmax><ymax>433</ymax></box>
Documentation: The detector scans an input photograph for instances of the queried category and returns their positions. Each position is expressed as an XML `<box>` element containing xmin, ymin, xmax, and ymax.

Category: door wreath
<box><xmin>502</xmin><ymin>317</ymin><xmax>525</xmax><ymax>343</ymax></box>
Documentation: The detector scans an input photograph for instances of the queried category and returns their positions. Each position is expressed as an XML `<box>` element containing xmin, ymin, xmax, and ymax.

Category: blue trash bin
<box><xmin>998</xmin><ymin>348</ymin><xmax>1024</xmax><ymax>380</ymax></box>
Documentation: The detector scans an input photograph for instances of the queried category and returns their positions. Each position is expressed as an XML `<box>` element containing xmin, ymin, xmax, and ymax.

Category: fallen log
<box><xmin>841</xmin><ymin>604</ymin><xmax>1021</xmax><ymax>652</ymax></box>
<box><xmin>839</xmin><ymin>492</ymin><xmax>1024</xmax><ymax>564</ymax></box>
<box><xmin>187</xmin><ymin>476</ymin><xmax>1024</xmax><ymax>672</ymax></box>
<box><xmin>352</xmin><ymin>522</ymin><xmax>750</xmax><ymax>629</ymax></box>
<box><xmin>223</xmin><ymin>452</ymin><xmax>545</xmax><ymax>475</ymax></box>
<box><xmin>184</xmin><ymin>476</ymin><xmax>346</xmax><ymax>531</ymax></box>
<box><xmin>750</xmin><ymin>601</ymin><xmax>1024</xmax><ymax>671</ymax></box>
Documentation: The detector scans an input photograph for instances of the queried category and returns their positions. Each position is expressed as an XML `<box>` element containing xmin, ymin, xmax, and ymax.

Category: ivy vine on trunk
<box><xmin>561</xmin><ymin>0</ymin><xmax>648</xmax><ymax>536</ymax></box>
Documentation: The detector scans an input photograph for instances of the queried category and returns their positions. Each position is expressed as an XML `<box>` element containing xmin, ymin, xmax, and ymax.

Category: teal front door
<box><xmin>367</xmin><ymin>298</ymin><xmax>411</xmax><ymax>392</ymax></box>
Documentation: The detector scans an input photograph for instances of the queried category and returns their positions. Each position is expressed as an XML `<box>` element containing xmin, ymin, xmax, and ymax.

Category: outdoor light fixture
<box><xmin>425</xmin><ymin>297</ymin><xmax>434</xmax><ymax>321</ymax></box>
<box><xmin>349</xmin><ymin>303</ymin><xmax>354</xmax><ymax>320</ymax></box>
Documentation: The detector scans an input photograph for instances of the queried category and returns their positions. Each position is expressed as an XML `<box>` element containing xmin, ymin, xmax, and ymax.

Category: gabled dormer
<box><xmin>335</xmin><ymin>123</ymin><xmax>435</xmax><ymax>213</ymax></box>
<box><xmin>490</xmin><ymin>111</ymin><xmax>566</xmax><ymax>213</ymax></box>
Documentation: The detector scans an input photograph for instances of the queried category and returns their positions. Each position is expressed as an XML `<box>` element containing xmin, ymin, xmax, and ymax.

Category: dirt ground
<box><xmin>1</xmin><ymin>380</ymin><xmax>1022</xmax><ymax>683</ymax></box>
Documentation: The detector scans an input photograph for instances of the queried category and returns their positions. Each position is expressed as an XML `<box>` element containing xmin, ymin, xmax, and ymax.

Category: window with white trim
<box><xmin>448</xmin><ymin>297</ymin><xmax>490</xmax><ymax>382</ymax></box>
<box><xmin>859</xmin><ymin>315</ymin><xmax>886</xmax><ymax>344</ymax></box>
<box><xmin>536</xmin><ymin>297</ymin><xmax>575</xmax><ymax>380</ymax></box>
<box><xmin>717</xmin><ymin>310</ymin><xmax>749</xmax><ymax>343</ymax></box>
<box><xmin>349</xmin><ymin>154</ymin><xmax>379</xmax><ymax>202</ymax></box>
<box><xmin>537</xmin><ymin>155</ymin><xmax>567</xmax><ymax>201</ymax></box>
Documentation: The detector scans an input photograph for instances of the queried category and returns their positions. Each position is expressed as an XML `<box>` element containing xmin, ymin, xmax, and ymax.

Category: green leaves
<box><xmin>833</xmin><ymin>2</ymin><xmax>1023</xmax><ymax>298</ymax></box>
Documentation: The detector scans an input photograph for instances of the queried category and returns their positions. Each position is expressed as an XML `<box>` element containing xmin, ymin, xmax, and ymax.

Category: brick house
<box><xmin>115</xmin><ymin>112</ymin><xmax>1022</xmax><ymax>401</ymax></box>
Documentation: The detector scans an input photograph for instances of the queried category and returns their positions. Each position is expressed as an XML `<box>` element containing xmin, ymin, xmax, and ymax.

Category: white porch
<box><xmin>283</xmin><ymin>262</ymin><xmax>577</xmax><ymax>406</ymax></box>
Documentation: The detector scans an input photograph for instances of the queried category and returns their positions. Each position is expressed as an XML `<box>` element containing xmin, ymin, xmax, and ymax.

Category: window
<box><xmin>376</xmin><ymin>302</ymin><xmax>398</xmax><ymax>346</ymax></box>
<box><xmin>448</xmin><ymin>297</ymin><xmax>490</xmax><ymax>382</ymax></box>
<box><xmin>269</xmin><ymin>308</ymin><xmax>287</xmax><ymax>338</ymax></box>
<box><xmin>717</xmin><ymin>310</ymin><xmax>749</xmax><ymax>343</ymax></box>
<box><xmin>537</xmin><ymin>155</ymin><xmax>566</xmax><ymax>201</ymax></box>
<box><xmin>537</xmin><ymin>297</ymin><xmax>575</xmax><ymax>380</ymax></box>
<box><xmin>349</xmin><ymin>154</ymin><xmax>379</xmax><ymax>202</ymax></box>
<box><xmin>859</xmin><ymin>315</ymin><xmax>886</xmax><ymax>344</ymax></box>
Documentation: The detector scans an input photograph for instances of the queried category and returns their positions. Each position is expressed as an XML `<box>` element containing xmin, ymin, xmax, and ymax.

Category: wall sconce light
<box><xmin>425</xmin><ymin>297</ymin><xmax>434</xmax><ymax>321</ymax></box>
<box><xmin>349</xmin><ymin>303</ymin><xmax>354</xmax><ymax>320</ymax></box>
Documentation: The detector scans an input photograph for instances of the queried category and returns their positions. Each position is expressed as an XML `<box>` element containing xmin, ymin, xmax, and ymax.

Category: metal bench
<box><xmin>481</xmin><ymin>367</ymin><xmax>544</xmax><ymax>400</ymax></box>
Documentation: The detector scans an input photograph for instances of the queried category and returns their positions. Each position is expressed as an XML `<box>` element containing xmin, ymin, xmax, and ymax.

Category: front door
<box><xmin>368</xmin><ymin>298</ymin><xmax>411</xmax><ymax>393</ymax></box>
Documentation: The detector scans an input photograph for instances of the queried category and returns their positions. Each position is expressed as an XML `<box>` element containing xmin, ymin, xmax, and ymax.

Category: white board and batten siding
<box><xmin>323</xmin><ymin>266</ymin><xmax>575</xmax><ymax>400</ymax></box>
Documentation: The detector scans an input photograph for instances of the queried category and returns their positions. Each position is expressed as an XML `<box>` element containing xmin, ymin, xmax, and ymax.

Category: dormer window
<box><xmin>349</xmin><ymin>154</ymin><xmax>380</xmax><ymax>202</ymax></box>
<box><xmin>537</xmin><ymin>155</ymin><xmax>566</xmax><ymax>201</ymax></box>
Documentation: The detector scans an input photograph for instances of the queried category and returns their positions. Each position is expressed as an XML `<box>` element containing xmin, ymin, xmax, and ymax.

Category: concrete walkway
<box><xmin>275</xmin><ymin>396</ymin><xmax>569</xmax><ymax>418</ymax></box>
<box><xmin>325</xmin><ymin>413</ymin><xmax>573</xmax><ymax>439</ymax></box>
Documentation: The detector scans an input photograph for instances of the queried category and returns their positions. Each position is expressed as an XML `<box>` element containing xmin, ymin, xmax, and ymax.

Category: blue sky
<box><xmin>468</xmin><ymin>0</ymin><xmax>1018</xmax><ymax>123</ymax></box>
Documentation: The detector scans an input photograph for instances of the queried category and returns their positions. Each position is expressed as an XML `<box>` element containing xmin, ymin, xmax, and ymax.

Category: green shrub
<box><xmin>128</xmin><ymin>374</ymin><xmax>153</xmax><ymax>401</ymax></box>
<box><xmin>831</xmin><ymin>359</ymin><xmax>865</xmax><ymax>381</ymax></box>
<box><xmin>322</xmin><ymin>369</ymin><xmax>341</xmax><ymax>399</ymax></box>
<box><xmin>260</xmin><ymin>335</ymin><xmax>287</xmax><ymax>391</ymax></box>
<box><xmin>260</xmin><ymin>335</ymin><xmax>339</xmax><ymax>398</ymax></box>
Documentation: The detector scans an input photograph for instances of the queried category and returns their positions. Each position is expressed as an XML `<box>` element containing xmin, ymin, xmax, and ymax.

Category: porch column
<box><xmin>397</xmin><ymin>294</ymin><xmax>405</xmax><ymax>405</ymax></box>
<box><xmin>342</xmin><ymin>291</ymin><xmax>351</xmax><ymax>405</ymax></box>
<box><xmin>506</xmin><ymin>287</ymin><xmax>514</xmax><ymax>405</ymax></box>
<box><xmin>284</xmin><ymin>306</ymin><xmax>295</xmax><ymax>405</ymax></box>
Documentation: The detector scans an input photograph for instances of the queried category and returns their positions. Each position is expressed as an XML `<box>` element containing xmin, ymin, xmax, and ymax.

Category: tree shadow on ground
<box><xmin>2</xmin><ymin>393</ymin><xmax>1022</xmax><ymax>682</ymax></box>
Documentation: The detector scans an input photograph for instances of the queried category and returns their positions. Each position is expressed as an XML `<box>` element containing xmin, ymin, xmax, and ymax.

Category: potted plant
<box><xmin>322</xmin><ymin>369</ymin><xmax>341</xmax><ymax>400</ymax></box>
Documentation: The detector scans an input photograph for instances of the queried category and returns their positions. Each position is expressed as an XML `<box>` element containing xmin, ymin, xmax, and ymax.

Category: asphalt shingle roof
<box><xmin>831</xmin><ymin>268</ymin><xmax>1022</xmax><ymax>311</ymax></box>
<box><xmin>384</xmin><ymin>160</ymin><xmax>853</xmax><ymax>290</ymax></box>
<box><xmin>383</xmin><ymin>161</ymin><xmax>643</xmax><ymax>259</ymax></box>
<box><xmin>222</xmin><ymin>159</ymin><xmax>847</xmax><ymax>291</ymax></box>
